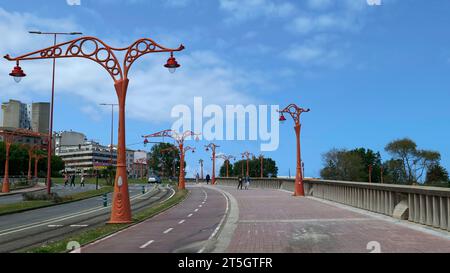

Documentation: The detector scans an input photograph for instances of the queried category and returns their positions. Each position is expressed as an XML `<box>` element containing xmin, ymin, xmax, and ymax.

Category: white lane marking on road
<box><xmin>199</xmin><ymin>205</ymin><xmax>203</xmax><ymax>207</ymax></box>
<box><xmin>159</xmin><ymin>188</ymin><xmax>176</xmax><ymax>203</ymax></box>
<box><xmin>178</xmin><ymin>220</ymin><xmax>185</xmax><ymax>224</ymax></box>
<box><xmin>0</xmin><ymin>187</ymin><xmax>156</xmax><ymax>237</ymax></box>
<box><xmin>82</xmin><ymin>188</ymin><xmax>176</xmax><ymax>250</ymax></box>
<box><xmin>163</xmin><ymin>228</ymin><xmax>173</xmax><ymax>234</ymax></box>
<box><xmin>188</xmin><ymin>213</ymin><xmax>193</xmax><ymax>217</ymax></box>
<box><xmin>70</xmin><ymin>224</ymin><xmax>89</xmax><ymax>227</ymax></box>
<box><xmin>198</xmin><ymin>189</ymin><xmax>230</xmax><ymax>253</ymax></box>
<box><xmin>194</xmin><ymin>208</ymin><xmax>199</xmax><ymax>212</ymax></box>
<box><xmin>139</xmin><ymin>240</ymin><xmax>154</xmax><ymax>249</ymax></box>
<box><xmin>47</xmin><ymin>225</ymin><xmax>63</xmax><ymax>228</ymax></box>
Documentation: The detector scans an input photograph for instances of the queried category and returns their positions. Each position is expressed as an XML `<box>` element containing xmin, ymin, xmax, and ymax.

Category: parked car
<box><xmin>148</xmin><ymin>175</ymin><xmax>162</xmax><ymax>184</ymax></box>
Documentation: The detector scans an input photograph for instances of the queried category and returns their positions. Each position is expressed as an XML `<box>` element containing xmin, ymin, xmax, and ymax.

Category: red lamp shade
<box><xmin>143</xmin><ymin>138</ymin><xmax>149</xmax><ymax>145</ymax></box>
<box><xmin>279</xmin><ymin>114</ymin><xmax>287</xmax><ymax>123</ymax></box>
<box><xmin>164</xmin><ymin>53</ymin><xmax>180</xmax><ymax>73</ymax></box>
<box><xmin>9</xmin><ymin>65</ymin><xmax>26</xmax><ymax>83</ymax></box>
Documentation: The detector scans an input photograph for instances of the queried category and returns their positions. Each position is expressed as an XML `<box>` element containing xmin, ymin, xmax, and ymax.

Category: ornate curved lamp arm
<box><xmin>4</xmin><ymin>36</ymin><xmax>123</xmax><ymax>81</ymax></box>
<box><xmin>278</xmin><ymin>104</ymin><xmax>311</xmax><ymax>124</ymax></box>
<box><xmin>184</xmin><ymin>146</ymin><xmax>195</xmax><ymax>153</ymax></box>
<box><xmin>124</xmin><ymin>38</ymin><xmax>185</xmax><ymax>78</ymax></box>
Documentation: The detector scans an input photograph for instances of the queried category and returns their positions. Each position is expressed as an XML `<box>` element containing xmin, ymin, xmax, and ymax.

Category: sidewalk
<box><xmin>218</xmin><ymin>186</ymin><xmax>450</xmax><ymax>253</ymax></box>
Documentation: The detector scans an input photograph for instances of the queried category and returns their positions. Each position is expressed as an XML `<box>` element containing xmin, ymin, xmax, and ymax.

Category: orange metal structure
<box><xmin>5</xmin><ymin>36</ymin><xmax>184</xmax><ymax>223</ymax></box>
<box><xmin>143</xmin><ymin>130</ymin><xmax>199</xmax><ymax>190</ymax></box>
<box><xmin>217</xmin><ymin>154</ymin><xmax>235</xmax><ymax>178</ymax></box>
<box><xmin>278</xmin><ymin>104</ymin><xmax>310</xmax><ymax>197</ymax></box>
<box><xmin>0</xmin><ymin>128</ymin><xmax>47</xmax><ymax>193</ymax></box>
<box><xmin>241</xmin><ymin>151</ymin><xmax>254</xmax><ymax>177</ymax></box>
<box><xmin>205</xmin><ymin>143</ymin><xmax>220</xmax><ymax>185</ymax></box>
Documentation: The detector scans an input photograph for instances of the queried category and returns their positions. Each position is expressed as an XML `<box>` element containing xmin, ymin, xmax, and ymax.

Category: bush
<box><xmin>23</xmin><ymin>192</ymin><xmax>63</xmax><ymax>203</ymax></box>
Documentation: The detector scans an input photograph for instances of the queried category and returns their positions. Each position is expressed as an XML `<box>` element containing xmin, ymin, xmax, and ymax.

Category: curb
<box><xmin>0</xmin><ymin>186</ymin><xmax>45</xmax><ymax>197</ymax></box>
<box><xmin>197</xmin><ymin>185</ymin><xmax>239</xmax><ymax>253</ymax></box>
<box><xmin>0</xmin><ymin>187</ymin><xmax>113</xmax><ymax>217</ymax></box>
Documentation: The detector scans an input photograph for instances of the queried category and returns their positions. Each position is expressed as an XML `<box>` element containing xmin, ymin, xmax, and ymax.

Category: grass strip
<box><xmin>24</xmin><ymin>188</ymin><xmax>188</xmax><ymax>253</ymax></box>
<box><xmin>0</xmin><ymin>187</ymin><xmax>113</xmax><ymax>216</ymax></box>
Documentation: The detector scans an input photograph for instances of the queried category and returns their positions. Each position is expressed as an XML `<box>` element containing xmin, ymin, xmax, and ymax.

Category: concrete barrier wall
<box><xmin>215</xmin><ymin>177</ymin><xmax>450</xmax><ymax>232</ymax></box>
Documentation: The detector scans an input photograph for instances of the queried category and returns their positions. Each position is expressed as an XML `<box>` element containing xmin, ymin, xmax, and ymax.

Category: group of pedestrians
<box><xmin>237</xmin><ymin>175</ymin><xmax>251</xmax><ymax>190</ymax></box>
<box><xmin>63</xmin><ymin>173</ymin><xmax>85</xmax><ymax>187</ymax></box>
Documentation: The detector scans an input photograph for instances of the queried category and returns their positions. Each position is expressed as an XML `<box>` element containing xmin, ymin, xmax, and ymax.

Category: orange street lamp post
<box><xmin>20</xmin><ymin>144</ymin><xmax>46</xmax><ymax>181</ymax></box>
<box><xmin>217</xmin><ymin>155</ymin><xmax>235</xmax><ymax>178</ymax></box>
<box><xmin>0</xmin><ymin>129</ymin><xmax>47</xmax><ymax>192</ymax></box>
<box><xmin>259</xmin><ymin>154</ymin><xmax>264</xmax><ymax>178</ymax></box>
<box><xmin>5</xmin><ymin>36</ymin><xmax>184</xmax><ymax>223</ymax></box>
<box><xmin>241</xmin><ymin>151</ymin><xmax>254</xmax><ymax>177</ymax></box>
<box><xmin>18</xmin><ymin>144</ymin><xmax>38</xmax><ymax>181</ymax></box>
<box><xmin>205</xmin><ymin>143</ymin><xmax>220</xmax><ymax>185</ymax></box>
<box><xmin>143</xmin><ymin>130</ymin><xmax>199</xmax><ymax>190</ymax></box>
<box><xmin>278</xmin><ymin>104</ymin><xmax>310</xmax><ymax>197</ymax></box>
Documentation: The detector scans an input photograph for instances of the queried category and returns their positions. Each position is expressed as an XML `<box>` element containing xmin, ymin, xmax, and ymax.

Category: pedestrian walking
<box><xmin>195</xmin><ymin>173</ymin><xmax>200</xmax><ymax>184</ymax></box>
<box><xmin>205</xmin><ymin>174</ymin><xmax>211</xmax><ymax>184</ymax></box>
<box><xmin>70</xmin><ymin>174</ymin><xmax>76</xmax><ymax>187</ymax></box>
<box><xmin>64</xmin><ymin>173</ymin><xmax>69</xmax><ymax>187</ymax></box>
<box><xmin>245</xmin><ymin>175</ymin><xmax>251</xmax><ymax>190</ymax></box>
<box><xmin>80</xmin><ymin>175</ymin><xmax>85</xmax><ymax>187</ymax></box>
<box><xmin>237</xmin><ymin>176</ymin><xmax>243</xmax><ymax>190</ymax></box>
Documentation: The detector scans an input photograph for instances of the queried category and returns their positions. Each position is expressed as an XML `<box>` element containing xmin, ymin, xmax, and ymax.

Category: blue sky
<box><xmin>0</xmin><ymin>0</ymin><xmax>450</xmax><ymax>178</ymax></box>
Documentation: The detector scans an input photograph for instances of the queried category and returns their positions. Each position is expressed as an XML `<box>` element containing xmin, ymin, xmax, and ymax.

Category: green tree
<box><xmin>425</xmin><ymin>164</ymin><xmax>449</xmax><ymax>186</ymax></box>
<box><xmin>382</xmin><ymin>159</ymin><xmax>408</xmax><ymax>184</ymax></box>
<box><xmin>147</xmin><ymin>143</ymin><xmax>180</xmax><ymax>178</ymax></box>
<box><xmin>320</xmin><ymin>149</ymin><xmax>365</xmax><ymax>181</ymax></box>
<box><xmin>219</xmin><ymin>161</ymin><xmax>234</xmax><ymax>177</ymax></box>
<box><xmin>385</xmin><ymin>138</ymin><xmax>440</xmax><ymax>184</ymax></box>
<box><xmin>230</xmin><ymin>158</ymin><xmax>278</xmax><ymax>177</ymax></box>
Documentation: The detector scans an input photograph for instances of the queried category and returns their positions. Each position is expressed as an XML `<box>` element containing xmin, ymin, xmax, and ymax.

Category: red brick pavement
<box><xmin>220</xmin><ymin>187</ymin><xmax>450</xmax><ymax>253</ymax></box>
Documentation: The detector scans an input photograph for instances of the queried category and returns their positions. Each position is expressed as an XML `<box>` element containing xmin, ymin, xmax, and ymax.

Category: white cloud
<box><xmin>164</xmin><ymin>0</ymin><xmax>191</xmax><ymax>7</ymax></box>
<box><xmin>219</xmin><ymin>0</ymin><xmax>296</xmax><ymax>24</ymax></box>
<box><xmin>282</xmin><ymin>35</ymin><xmax>348</xmax><ymax>69</ymax></box>
<box><xmin>307</xmin><ymin>0</ymin><xmax>333</xmax><ymax>10</ymax></box>
<box><xmin>0</xmin><ymin>8</ymin><xmax>261</xmax><ymax>124</ymax></box>
<box><xmin>288</xmin><ymin>13</ymin><xmax>361</xmax><ymax>35</ymax></box>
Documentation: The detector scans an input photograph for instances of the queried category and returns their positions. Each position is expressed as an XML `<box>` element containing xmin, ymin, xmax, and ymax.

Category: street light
<box><xmin>5</xmin><ymin>35</ymin><xmax>185</xmax><ymax>224</ymax></box>
<box><xmin>23</xmin><ymin>31</ymin><xmax>82</xmax><ymax>195</ymax></box>
<box><xmin>9</xmin><ymin>61</ymin><xmax>26</xmax><ymax>83</ymax></box>
<box><xmin>278</xmin><ymin>103</ymin><xmax>310</xmax><ymax>197</ymax></box>
<box><xmin>217</xmin><ymin>154</ymin><xmax>235</xmax><ymax>178</ymax></box>
<box><xmin>142</xmin><ymin>129</ymin><xmax>199</xmax><ymax>190</ymax></box>
<box><xmin>164</xmin><ymin>52</ymin><xmax>181</xmax><ymax>73</ymax></box>
<box><xmin>259</xmin><ymin>154</ymin><xmax>264</xmax><ymax>178</ymax></box>
<box><xmin>205</xmin><ymin>143</ymin><xmax>220</xmax><ymax>185</ymax></box>
<box><xmin>241</xmin><ymin>151</ymin><xmax>254</xmax><ymax>177</ymax></box>
<box><xmin>199</xmin><ymin>159</ymin><xmax>204</xmax><ymax>180</ymax></box>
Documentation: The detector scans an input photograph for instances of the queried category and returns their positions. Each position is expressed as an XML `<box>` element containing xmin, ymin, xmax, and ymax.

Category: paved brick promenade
<box><xmin>219</xmin><ymin>186</ymin><xmax>450</xmax><ymax>253</ymax></box>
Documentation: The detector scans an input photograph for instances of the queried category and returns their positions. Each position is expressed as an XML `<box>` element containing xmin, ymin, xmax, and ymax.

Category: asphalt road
<box><xmin>82</xmin><ymin>185</ymin><xmax>227</xmax><ymax>253</ymax></box>
<box><xmin>0</xmin><ymin>184</ymin><xmax>99</xmax><ymax>205</ymax></box>
<box><xmin>0</xmin><ymin>184</ymin><xmax>174</xmax><ymax>252</ymax></box>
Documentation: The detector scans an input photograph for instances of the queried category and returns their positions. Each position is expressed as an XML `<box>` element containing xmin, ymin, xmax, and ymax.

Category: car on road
<box><xmin>148</xmin><ymin>175</ymin><xmax>162</xmax><ymax>184</ymax></box>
